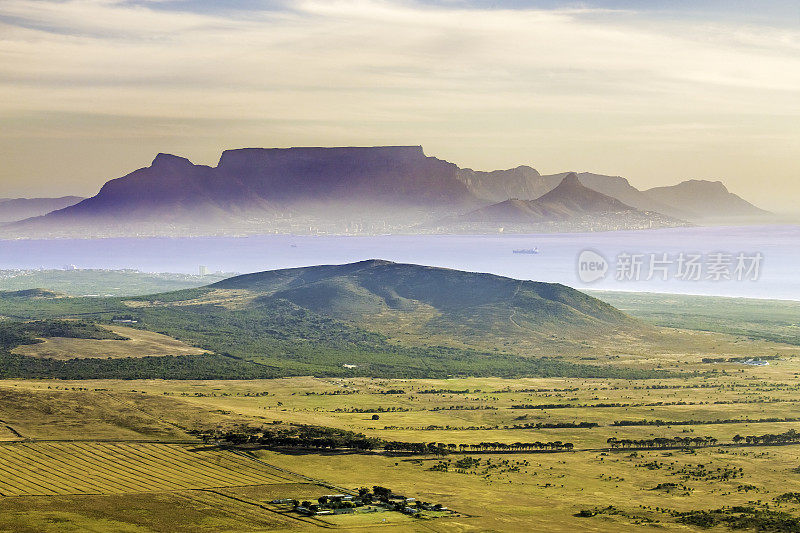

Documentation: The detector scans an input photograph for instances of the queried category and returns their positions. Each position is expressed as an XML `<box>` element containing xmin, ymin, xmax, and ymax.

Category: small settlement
<box><xmin>273</xmin><ymin>486</ymin><xmax>452</xmax><ymax>518</ymax></box>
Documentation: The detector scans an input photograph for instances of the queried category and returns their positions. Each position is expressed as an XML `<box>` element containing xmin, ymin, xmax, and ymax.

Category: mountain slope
<box><xmin>456</xmin><ymin>166</ymin><xmax>551</xmax><ymax>203</ymax></box>
<box><xmin>433</xmin><ymin>173</ymin><xmax>684</xmax><ymax>231</ymax></box>
<box><xmin>644</xmin><ymin>180</ymin><xmax>770</xmax><ymax>220</ymax></box>
<box><xmin>464</xmin><ymin>168</ymin><xmax>765</xmax><ymax>222</ymax></box>
<box><xmin>0</xmin><ymin>264</ymin><xmax>668</xmax><ymax>380</ymax></box>
<box><xmin>8</xmin><ymin>147</ymin><xmax>476</xmax><ymax>236</ymax></box>
<box><xmin>210</xmin><ymin>259</ymin><xmax>637</xmax><ymax>338</ymax></box>
<box><xmin>3</xmin><ymin>146</ymin><xmax>766</xmax><ymax>237</ymax></box>
<box><xmin>461</xmin><ymin>173</ymin><xmax>636</xmax><ymax>224</ymax></box>
<box><xmin>0</xmin><ymin>196</ymin><xmax>83</xmax><ymax>223</ymax></box>
<box><xmin>541</xmin><ymin>172</ymin><xmax>681</xmax><ymax>216</ymax></box>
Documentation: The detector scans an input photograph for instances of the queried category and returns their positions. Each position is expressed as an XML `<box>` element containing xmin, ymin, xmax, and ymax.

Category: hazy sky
<box><xmin>1</xmin><ymin>0</ymin><xmax>798</xmax><ymax>212</ymax></box>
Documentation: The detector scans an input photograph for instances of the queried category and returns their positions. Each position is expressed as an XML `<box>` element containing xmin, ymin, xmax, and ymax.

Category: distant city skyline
<box><xmin>1</xmin><ymin>0</ymin><xmax>798</xmax><ymax>213</ymax></box>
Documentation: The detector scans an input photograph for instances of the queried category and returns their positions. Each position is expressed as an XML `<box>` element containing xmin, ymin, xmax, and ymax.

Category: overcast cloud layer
<box><xmin>1</xmin><ymin>0</ymin><xmax>798</xmax><ymax>212</ymax></box>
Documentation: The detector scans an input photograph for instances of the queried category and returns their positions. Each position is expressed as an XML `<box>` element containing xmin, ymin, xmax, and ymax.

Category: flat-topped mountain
<box><xmin>8</xmin><ymin>146</ymin><xmax>476</xmax><ymax>236</ymax></box>
<box><xmin>2</xmin><ymin>146</ymin><xmax>767</xmax><ymax>237</ymax></box>
<box><xmin>215</xmin><ymin>146</ymin><xmax>470</xmax><ymax>204</ymax></box>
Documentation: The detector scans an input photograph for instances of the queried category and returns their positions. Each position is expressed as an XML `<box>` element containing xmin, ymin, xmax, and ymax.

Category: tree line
<box><xmin>200</xmin><ymin>424</ymin><xmax>574</xmax><ymax>454</ymax></box>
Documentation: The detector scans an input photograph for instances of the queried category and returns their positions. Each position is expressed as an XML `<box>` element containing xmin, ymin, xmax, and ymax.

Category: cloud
<box><xmin>0</xmin><ymin>0</ymin><xmax>798</xmax><ymax>209</ymax></box>
<box><xmin>1</xmin><ymin>0</ymin><xmax>798</xmax><ymax>117</ymax></box>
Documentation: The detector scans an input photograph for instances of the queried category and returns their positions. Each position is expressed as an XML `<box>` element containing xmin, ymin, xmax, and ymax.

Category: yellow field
<box><xmin>0</xmin><ymin>442</ymin><xmax>297</xmax><ymax>496</ymax></box>
<box><xmin>4</xmin><ymin>359</ymin><xmax>800</xmax><ymax>531</ymax></box>
<box><xmin>11</xmin><ymin>325</ymin><xmax>209</xmax><ymax>359</ymax></box>
<box><xmin>0</xmin><ymin>441</ymin><xmax>355</xmax><ymax>532</ymax></box>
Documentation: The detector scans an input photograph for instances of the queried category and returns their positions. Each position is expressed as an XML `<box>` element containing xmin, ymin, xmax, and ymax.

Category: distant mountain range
<box><xmin>643</xmin><ymin>180</ymin><xmax>770</xmax><ymax>220</ymax></box>
<box><xmin>0</xmin><ymin>196</ymin><xmax>83</xmax><ymax>224</ymax></box>
<box><xmin>2</xmin><ymin>146</ymin><xmax>769</xmax><ymax>237</ymax></box>
<box><xmin>459</xmin><ymin>169</ymin><xmax>767</xmax><ymax>221</ymax></box>
<box><xmin>434</xmin><ymin>173</ymin><xmax>685</xmax><ymax>232</ymax></box>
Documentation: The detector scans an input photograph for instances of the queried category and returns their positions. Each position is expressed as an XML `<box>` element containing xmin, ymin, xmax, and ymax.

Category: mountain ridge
<box><xmin>430</xmin><ymin>173</ymin><xmax>686</xmax><ymax>232</ymax></box>
<box><xmin>644</xmin><ymin>179</ymin><xmax>770</xmax><ymax>220</ymax></box>
<box><xmin>0</xmin><ymin>196</ymin><xmax>84</xmax><ymax>224</ymax></box>
<box><xmin>2</xmin><ymin>146</ymin><xmax>768</xmax><ymax>237</ymax></box>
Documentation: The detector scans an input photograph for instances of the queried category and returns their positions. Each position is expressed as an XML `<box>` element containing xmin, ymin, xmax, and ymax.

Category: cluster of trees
<box><xmin>332</xmin><ymin>406</ymin><xmax>411</xmax><ymax>413</ymax></box>
<box><xmin>613</xmin><ymin>417</ymin><xmax>800</xmax><ymax>427</ymax></box>
<box><xmin>2</xmin><ymin>355</ymin><xmax>324</xmax><ymax>382</ymax></box>
<box><xmin>733</xmin><ymin>429</ymin><xmax>800</xmax><ymax>446</ymax></box>
<box><xmin>0</xmin><ymin>351</ymin><xmax>283</xmax><ymax>380</ymax></box>
<box><xmin>383</xmin><ymin>440</ymin><xmax>574</xmax><ymax>454</ymax></box>
<box><xmin>304</xmin><ymin>390</ymin><xmax>359</xmax><ymax>396</ymax></box>
<box><xmin>674</xmin><ymin>506</ymin><xmax>800</xmax><ymax>531</ymax></box>
<box><xmin>417</xmin><ymin>388</ymin><xmax>473</xmax><ymax>394</ymax></box>
<box><xmin>510</xmin><ymin>422</ymin><xmax>597</xmax><ymax>430</ymax></box>
<box><xmin>204</xmin><ymin>423</ymin><xmax>576</xmax><ymax>455</ymax></box>
<box><xmin>430</xmin><ymin>405</ymin><xmax>497</xmax><ymax>411</ymax></box>
<box><xmin>202</xmin><ymin>424</ymin><xmax>381</xmax><ymax>451</ymax></box>
<box><xmin>293</xmin><ymin>486</ymin><xmax>448</xmax><ymax>517</ymax></box>
<box><xmin>606</xmin><ymin>436</ymin><xmax>718</xmax><ymax>449</ymax></box>
<box><xmin>512</xmin><ymin>402</ymin><xmax>628</xmax><ymax>410</ymax></box>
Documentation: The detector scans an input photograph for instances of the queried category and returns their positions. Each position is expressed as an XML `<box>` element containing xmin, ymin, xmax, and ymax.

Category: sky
<box><xmin>0</xmin><ymin>0</ymin><xmax>798</xmax><ymax>212</ymax></box>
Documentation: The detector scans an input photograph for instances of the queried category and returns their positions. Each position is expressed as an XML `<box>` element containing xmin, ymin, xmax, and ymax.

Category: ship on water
<box><xmin>512</xmin><ymin>247</ymin><xmax>539</xmax><ymax>254</ymax></box>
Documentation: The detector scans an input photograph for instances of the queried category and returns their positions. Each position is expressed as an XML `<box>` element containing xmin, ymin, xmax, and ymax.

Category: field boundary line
<box><xmin>228</xmin><ymin>449</ymin><xmax>356</xmax><ymax>495</ymax></box>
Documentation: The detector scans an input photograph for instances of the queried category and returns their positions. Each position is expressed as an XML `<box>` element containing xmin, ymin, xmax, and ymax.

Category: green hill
<box><xmin>211</xmin><ymin>259</ymin><xmax>637</xmax><ymax>343</ymax></box>
<box><xmin>0</xmin><ymin>261</ymin><xmax>662</xmax><ymax>380</ymax></box>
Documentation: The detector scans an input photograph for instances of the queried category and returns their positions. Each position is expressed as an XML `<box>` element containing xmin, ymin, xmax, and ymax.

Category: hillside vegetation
<box><xmin>0</xmin><ymin>261</ymin><xmax>674</xmax><ymax>380</ymax></box>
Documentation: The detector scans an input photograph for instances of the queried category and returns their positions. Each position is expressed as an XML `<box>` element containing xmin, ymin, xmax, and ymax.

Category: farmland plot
<box><xmin>0</xmin><ymin>442</ymin><xmax>296</xmax><ymax>496</ymax></box>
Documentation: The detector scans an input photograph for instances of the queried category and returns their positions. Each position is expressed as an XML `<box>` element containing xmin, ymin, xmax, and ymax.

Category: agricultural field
<box><xmin>3</xmin><ymin>353</ymin><xmax>800</xmax><ymax>532</ymax></box>
<box><xmin>0</xmin><ymin>271</ymin><xmax>798</xmax><ymax>531</ymax></box>
<box><xmin>11</xmin><ymin>325</ymin><xmax>209</xmax><ymax>360</ymax></box>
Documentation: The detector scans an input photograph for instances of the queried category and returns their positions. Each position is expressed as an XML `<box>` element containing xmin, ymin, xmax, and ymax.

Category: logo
<box><xmin>577</xmin><ymin>249</ymin><xmax>608</xmax><ymax>283</ymax></box>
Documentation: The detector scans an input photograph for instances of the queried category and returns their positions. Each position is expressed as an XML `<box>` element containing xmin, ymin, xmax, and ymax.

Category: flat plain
<box><xmin>0</xmin><ymin>281</ymin><xmax>798</xmax><ymax>532</ymax></box>
<box><xmin>3</xmin><ymin>352</ymin><xmax>800</xmax><ymax>532</ymax></box>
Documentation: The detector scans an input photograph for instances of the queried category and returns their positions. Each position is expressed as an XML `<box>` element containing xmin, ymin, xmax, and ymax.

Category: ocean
<box><xmin>1</xmin><ymin>225</ymin><xmax>797</xmax><ymax>300</ymax></box>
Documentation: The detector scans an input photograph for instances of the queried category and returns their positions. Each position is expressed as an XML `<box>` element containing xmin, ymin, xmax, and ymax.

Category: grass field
<box><xmin>591</xmin><ymin>291</ymin><xmax>800</xmax><ymax>346</ymax></box>
<box><xmin>4</xmin><ymin>359</ymin><xmax>800</xmax><ymax>531</ymax></box>
<box><xmin>0</xmin><ymin>285</ymin><xmax>799</xmax><ymax>531</ymax></box>
<box><xmin>0</xmin><ymin>442</ymin><xmax>295</xmax><ymax>496</ymax></box>
<box><xmin>10</xmin><ymin>325</ymin><xmax>209</xmax><ymax>360</ymax></box>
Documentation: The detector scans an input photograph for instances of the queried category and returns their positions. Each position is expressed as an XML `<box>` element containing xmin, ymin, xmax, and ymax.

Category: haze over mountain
<box><xmin>459</xmin><ymin>169</ymin><xmax>763</xmax><ymax>222</ymax></box>
<box><xmin>0</xmin><ymin>196</ymin><xmax>83</xmax><ymax>224</ymax></box>
<box><xmin>1</xmin><ymin>146</ymin><xmax>768</xmax><ymax>238</ymax></box>
<box><xmin>433</xmin><ymin>173</ymin><xmax>685</xmax><ymax>233</ymax></box>
<box><xmin>7</xmin><ymin>147</ymin><xmax>478</xmax><ymax>237</ymax></box>
<box><xmin>644</xmin><ymin>180</ymin><xmax>770</xmax><ymax>221</ymax></box>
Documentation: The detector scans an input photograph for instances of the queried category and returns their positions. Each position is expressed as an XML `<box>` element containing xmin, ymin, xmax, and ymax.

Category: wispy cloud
<box><xmin>0</xmin><ymin>0</ymin><xmax>798</xmax><ymax>209</ymax></box>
